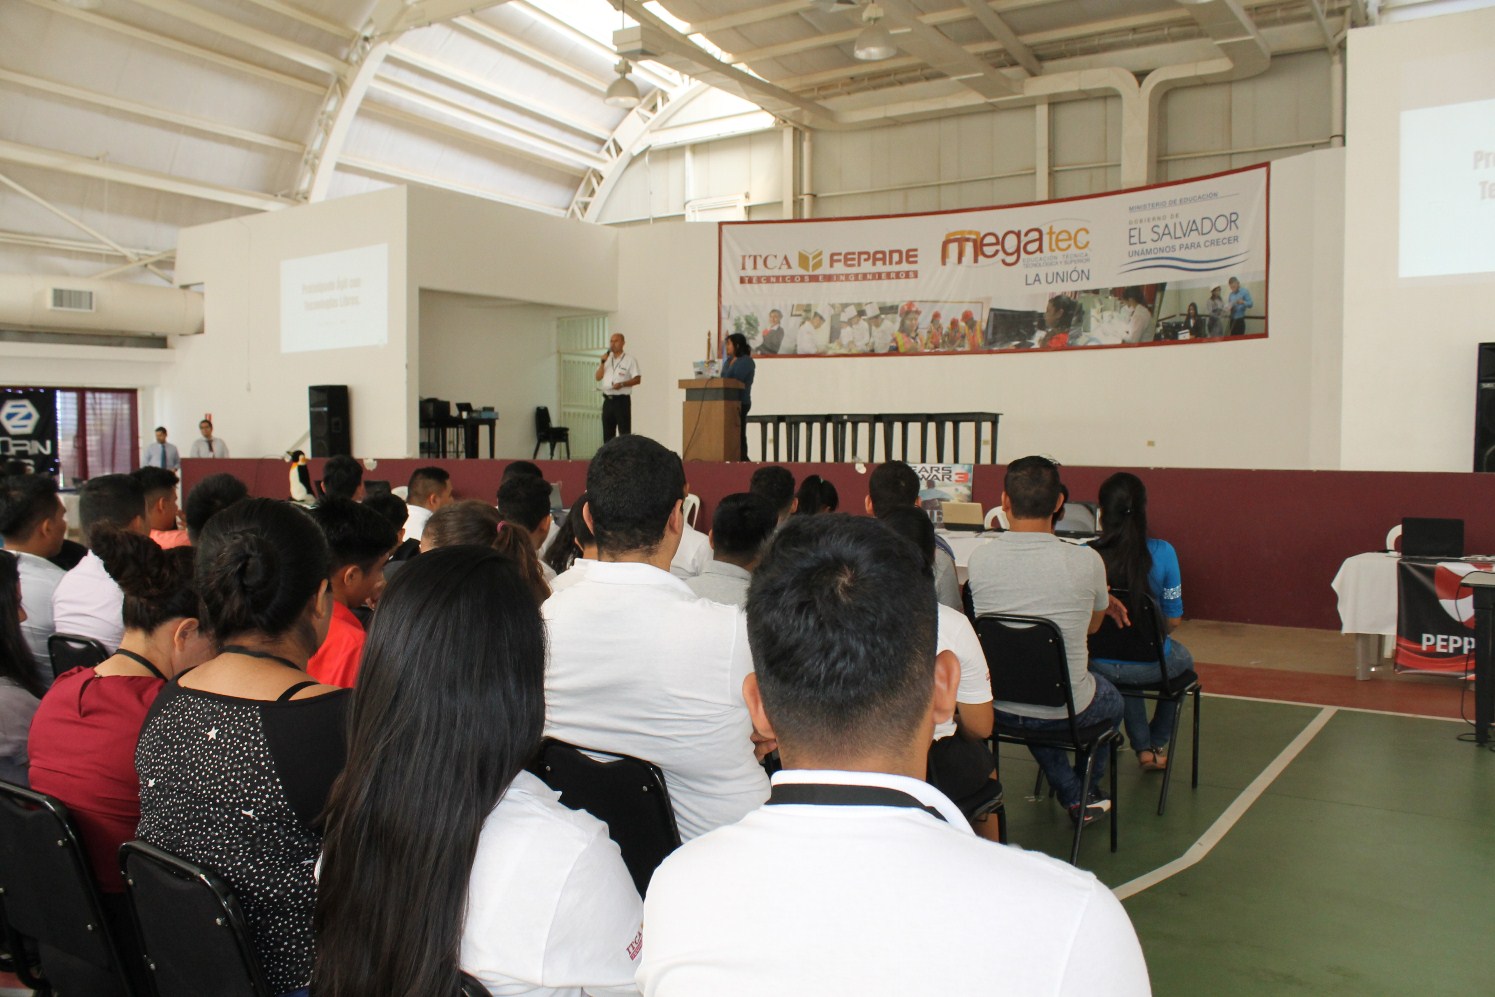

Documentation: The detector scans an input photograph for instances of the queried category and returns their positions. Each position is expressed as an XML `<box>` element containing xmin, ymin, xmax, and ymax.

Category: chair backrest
<box><xmin>682</xmin><ymin>493</ymin><xmax>701</xmax><ymax>529</ymax></box>
<box><xmin>1088</xmin><ymin>590</ymin><xmax>1184</xmax><ymax>693</ymax></box>
<box><xmin>984</xmin><ymin>507</ymin><xmax>1008</xmax><ymax>530</ymax></box>
<box><xmin>0</xmin><ymin>782</ymin><xmax>122</xmax><ymax>976</ymax></box>
<box><xmin>118</xmin><ymin>841</ymin><xmax>272</xmax><ymax>997</ymax></box>
<box><xmin>48</xmin><ymin>632</ymin><xmax>108</xmax><ymax>679</ymax></box>
<box><xmin>975</xmin><ymin>614</ymin><xmax>1080</xmax><ymax>736</ymax></box>
<box><xmin>528</xmin><ymin>738</ymin><xmax>681</xmax><ymax>897</ymax></box>
<box><xmin>535</xmin><ymin>406</ymin><xmax>553</xmax><ymax>433</ymax></box>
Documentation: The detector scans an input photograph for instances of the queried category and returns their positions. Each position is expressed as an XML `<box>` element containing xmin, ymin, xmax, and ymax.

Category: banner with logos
<box><xmin>0</xmin><ymin>388</ymin><xmax>60</xmax><ymax>476</ymax></box>
<box><xmin>1395</xmin><ymin>558</ymin><xmax>1493</xmax><ymax>675</ymax></box>
<box><xmin>719</xmin><ymin>164</ymin><xmax>1268</xmax><ymax>357</ymax></box>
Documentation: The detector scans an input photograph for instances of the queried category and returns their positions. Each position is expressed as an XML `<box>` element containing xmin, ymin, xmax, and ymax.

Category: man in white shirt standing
<box><xmin>685</xmin><ymin>493</ymin><xmax>777</xmax><ymax>606</ymax></box>
<box><xmin>400</xmin><ymin>466</ymin><xmax>452</xmax><ymax>543</ymax></box>
<box><xmin>142</xmin><ymin>426</ymin><xmax>180</xmax><ymax>471</ymax></box>
<box><xmin>51</xmin><ymin>473</ymin><xmax>149</xmax><ymax>653</ymax></box>
<box><xmin>596</xmin><ymin>332</ymin><xmax>641</xmax><ymax>443</ymax></box>
<box><xmin>189</xmin><ymin>419</ymin><xmax>229</xmax><ymax>458</ymax></box>
<box><xmin>0</xmin><ymin>474</ymin><xmax>69</xmax><ymax>681</ymax></box>
<box><xmin>543</xmin><ymin>435</ymin><xmax>768</xmax><ymax>841</ymax></box>
<box><xmin>637</xmin><ymin>514</ymin><xmax>1150</xmax><ymax>997</ymax></box>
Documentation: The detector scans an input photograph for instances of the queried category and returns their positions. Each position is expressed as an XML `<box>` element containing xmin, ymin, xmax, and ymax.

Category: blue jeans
<box><xmin>1090</xmin><ymin>639</ymin><xmax>1194</xmax><ymax>754</ymax></box>
<box><xmin>996</xmin><ymin>674</ymin><xmax>1123</xmax><ymax>809</ymax></box>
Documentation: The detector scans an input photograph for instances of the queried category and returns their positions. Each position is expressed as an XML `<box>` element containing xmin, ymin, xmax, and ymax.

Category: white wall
<box><xmin>417</xmin><ymin>292</ymin><xmax>573</xmax><ymax>459</ymax></box>
<box><xmin>618</xmin><ymin>148</ymin><xmax>1347</xmax><ymax>470</ymax></box>
<box><xmin>170</xmin><ymin>186</ymin><xmax>411</xmax><ymax>458</ymax></box>
<box><xmin>1339</xmin><ymin>6</ymin><xmax>1495</xmax><ymax>471</ymax></box>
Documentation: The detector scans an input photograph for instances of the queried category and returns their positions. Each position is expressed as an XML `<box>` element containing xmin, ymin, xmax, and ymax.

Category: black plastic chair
<box><xmin>0</xmin><ymin>781</ymin><xmax>137</xmax><ymax>995</ymax></box>
<box><xmin>532</xmin><ymin>407</ymin><xmax>571</xmax><ymax>459</ymax></box>
<box><xmin>975</xmin><ymin>614</ymin><xmax>1121</xmax><ymax>866</ymax></box>
<box><xmin>527</xmin><ymin>738</ymin><xmax>681</xmax><ymax>897</ymax></box>
<box><xmin>117</xmin><ymin>840</ymin><xmax>272</xmax><ymax>997</ymax></box>
<box><xmin>1088</xmin><ymin>590</ymin><xmax>1203</xmax><ymax>816</ymax></box>
<box><xmin>47</xmin><ymin>633</ymin><xmax>108</xmax><ymax>680</ymax></box>
<box><xmin>459</xmin><ymin>970</ymin><xmax>487</xmax><ymax>995</ymax></box>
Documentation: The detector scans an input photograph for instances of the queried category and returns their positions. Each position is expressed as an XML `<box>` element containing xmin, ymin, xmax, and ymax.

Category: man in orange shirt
<box><xmin>306</xmin><ymin>498</ymin><xmax>397</xmax><ymax>688</ymax></box>
<box><xmin>133</xmin><ymin>467</ymin><xmax>189</xmax><ymax>549</ymax></box>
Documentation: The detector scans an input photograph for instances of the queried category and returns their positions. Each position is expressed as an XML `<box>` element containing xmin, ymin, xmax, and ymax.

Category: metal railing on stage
<box><xmin>744</xmin><ymin>412</ymin><xmax>1000</xmax><ymax>464</ymax></box>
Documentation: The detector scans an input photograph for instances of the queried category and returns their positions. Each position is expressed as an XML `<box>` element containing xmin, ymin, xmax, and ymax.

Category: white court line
<box><xmin>1203</xmin><ymin>689</ymin><xmax>1467</xmax><ymax>724</ymax></box>
<box><xmin>1111</xmin><ymin>705</ymin><xmax>1337</xmax><ymax>901</ymax></box>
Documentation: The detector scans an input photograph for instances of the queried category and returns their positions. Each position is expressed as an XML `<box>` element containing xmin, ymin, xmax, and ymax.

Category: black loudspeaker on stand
<box><xmin>309</xmin><ymin>385</ymin><xmax>351</xmax><ymax>458</ymax></box>
<box><xmin>1475</xmin><ymin>345</ymin><xmax>1495</xmax><ymax>473</ymax></box>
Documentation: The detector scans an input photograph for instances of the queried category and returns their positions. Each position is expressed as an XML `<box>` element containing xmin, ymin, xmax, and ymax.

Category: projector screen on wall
<box><xmin>280</xmin><ymin>244</ymin><xmax>389</xmax><ymax>353</ymax></box>
<box><xmin>1397</xmin><ymin>52</ymin><xmax>1495</xmax><ymax>279</ymax></box>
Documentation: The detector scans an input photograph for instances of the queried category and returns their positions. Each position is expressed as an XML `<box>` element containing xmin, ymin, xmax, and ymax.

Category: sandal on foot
<box><xmin>1137</xmin><ymin>749</ymin><xmax>1168</xmax><ymax>772</ymax></box>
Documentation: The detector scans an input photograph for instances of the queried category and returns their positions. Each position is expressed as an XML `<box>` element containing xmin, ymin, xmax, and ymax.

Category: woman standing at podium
<box><xmin>721</xmin><ymin>333</ymin><xmax>756</xmax><ymax>462</ymax></box>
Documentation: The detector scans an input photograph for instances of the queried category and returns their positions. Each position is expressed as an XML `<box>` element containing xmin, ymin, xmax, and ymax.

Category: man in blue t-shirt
<box><xmin>1227</xmin><ymin>277</ymin><xmax>1254</xmax><ymax>336</ymax></box>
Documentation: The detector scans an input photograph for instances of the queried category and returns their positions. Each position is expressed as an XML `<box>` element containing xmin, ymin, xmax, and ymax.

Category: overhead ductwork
<box><xmin>0</xmin><ymin>274</ymin><xmax>204</xmax><ymax>338</ymax></box>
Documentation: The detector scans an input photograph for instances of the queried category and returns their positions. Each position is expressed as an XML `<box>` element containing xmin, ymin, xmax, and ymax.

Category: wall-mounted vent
<box><xmin>49</xmin><ymin>288</ymin><xmax>95</xmax><ymax>312</ymax></box>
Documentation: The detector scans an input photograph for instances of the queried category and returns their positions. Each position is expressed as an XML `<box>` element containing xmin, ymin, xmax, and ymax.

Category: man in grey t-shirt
<box><xmin>967</xmin><ymin>455</ymin><xmax>1123</xmax><ymax>823</ymax></box>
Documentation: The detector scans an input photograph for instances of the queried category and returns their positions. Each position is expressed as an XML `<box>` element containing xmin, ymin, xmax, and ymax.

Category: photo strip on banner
<box><xmin>720</xmin><ymin>164</ymin><xmax>1268</xmax><ymax>357</ymax></box>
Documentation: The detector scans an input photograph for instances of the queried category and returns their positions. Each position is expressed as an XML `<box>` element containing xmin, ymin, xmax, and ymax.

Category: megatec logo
<box><xmin>941</xmin><ymin>224</ymin><xmax>1091</xmax><ymax>267</ymax></box>
<box><xmin>0</xmin><ymin>399</ymin><xmax>40</xmax><ymax>436</ymax></box>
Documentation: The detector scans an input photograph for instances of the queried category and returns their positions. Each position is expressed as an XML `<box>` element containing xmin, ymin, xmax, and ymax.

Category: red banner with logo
<box><xmin>1394</xmin><ymin>559</ymin><xmax>1495</xmax><ymax>674</ymax></box>
<box><xmin>719</xmin><ymin>164</ymin><xmax>1268</xmax><ymax>357</ymax></box>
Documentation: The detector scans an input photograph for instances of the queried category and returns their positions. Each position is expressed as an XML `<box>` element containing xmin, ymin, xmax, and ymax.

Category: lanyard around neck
<box><xmin>766</xmin><ymin>783</ymin><xmax>947</xmax><ymax>822</ymax></box>
<box><xmin>114</xmin><ymin>649</ymin><xmax>167</xmax><ymax>681</ymax></box>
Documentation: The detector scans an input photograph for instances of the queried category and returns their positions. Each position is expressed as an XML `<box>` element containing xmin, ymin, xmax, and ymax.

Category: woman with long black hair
<box><xmin>0</xmin><ymin>550</ymin><xmax>43</xmax><ymax>785</ymax></box>
<box><xmin>1088</xmin><ymin>472</ymin><xmax>1193</xmax><ymax>772</ymax></box>
<box><xmin>314</xmin><ymin>546</ymin><xmax>641</xmax><ymax>996</ymax></box>
<box><xmin>721</xmin><ymin>332</ymin><xmax>756</xmax><ymax>462</ymax></box>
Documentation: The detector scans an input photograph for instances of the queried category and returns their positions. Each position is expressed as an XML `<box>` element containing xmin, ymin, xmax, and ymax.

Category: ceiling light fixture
<box><xmin>604</xmin><ymin>59</ymin><xmax>642</xmax><ymax>109</ymax></box>
<box><xmin>853</xmin><ymin>3</ymin><xmax>897</xmax><ymax>62</ymax></box>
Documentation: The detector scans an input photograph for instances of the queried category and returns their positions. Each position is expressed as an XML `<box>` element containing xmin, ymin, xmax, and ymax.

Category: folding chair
<box><xmin>975</xmin><ymin>615</ymin><xmax>1120</xmax><ymax>866</ymax></box>
<box><xmin>118</xmin><ymin>840</ymin><xmax>272</xmax><ymax>997</ymax></box>
<box><xmin>527</xmin><ymin>738</ymin><xmax>681</xmax><ymax>897</ymax></box>
<box><xmin>533</xmin><ymin>407</ymin><xmax>572</xmax><ymax>459</ymax></box>
<box><xmin>47</xmin><ymin>633</ymin><xmax>108</xmax><ymax>681</ymax></box>
<box><xmin>0</xmin><ymin>781</ymin><xmax>137</xmax><ymax>995</ymax></box>
<box><xmin>1088</xmin><ymin>590</ymin><xmax>1202</xmax><ymax>816</ymax></box>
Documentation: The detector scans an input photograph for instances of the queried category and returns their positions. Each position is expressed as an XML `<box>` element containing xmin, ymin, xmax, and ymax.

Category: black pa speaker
<box><xmin>309</xmin><ymin>384</ymin><xmax>351</xmax><ymax>458</ymax></box>
<box><xmin>1475</xmin><ymin>345</ymin><xmax>1495</xmax><ymax>473</ymax></box>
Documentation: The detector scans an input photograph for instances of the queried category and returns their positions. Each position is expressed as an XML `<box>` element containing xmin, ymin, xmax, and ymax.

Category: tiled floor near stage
<box><xmin>3</xmin><ymin>624</ymin><xmax>1488</xmax><ymax>996</ymax></box>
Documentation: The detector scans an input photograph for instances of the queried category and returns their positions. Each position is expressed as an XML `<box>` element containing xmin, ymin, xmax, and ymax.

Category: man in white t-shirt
<box><xmin>0</xmin><ymin>474</ymin><xmax>69</xmax><ymax>681</ymax></box>
<box><xmin>596</xmin><ymin>332</ymin><xmax>641</xmax><ymax>442</ymax></box>
<box><xmin>543</xmin><ymin>435</ymin><xmax>768</xmax><ymax>841</ymax></box>
<box><xmin>637</xmin><ymin>514</ymin><xmax>1149</xmax><ymax>997</ymax></box>
<box><xmin>52</xmin><ymin>474</ymin><xmax>149</xmax><ymax>654</ymax></box>
<box><xmin>967</xmin><ymin>455</ymin><xmax>1125</xmax><ymax>824</ymax></box>
<box><xmin>400</xmin><ymin>466</ymin><xmax>452</xmax><ymax>543</ymax></box>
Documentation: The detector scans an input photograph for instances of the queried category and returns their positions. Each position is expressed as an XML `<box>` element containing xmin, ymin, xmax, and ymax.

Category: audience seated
<box><xmin>543</xmin><ymin>493</ymin><xmax>595</xmax><ymax>586</ymax></box>
<box><xmin>866</xmin><ymin>460</ymin><xmax>961</xmax><ymax>611</ymax></box>
<box><xmin>0</xmin><ymin>551</ymin><xmax>44</xmax><ymax>785</ymax></box>
<box><xmin>133</xmin><ymin>466</ymin><xmax>190</xmax><ymax>549</ymax></box>
<box><xmin>400</xmin><ymin>466</ymin><xmax>452</xmax><ymax>543</ymax></box>
<box><xmin>543</xmin><ymin>435</ymin><xmax>768</xmax><ymax>841</ymax></box>
<box><xmin>319</xmin><ymin>455</ymin><xmax>365</xmax><ymax>502</ymax></box>
<box><xmin>136</xmin><ymin>498</ymin><xmax>348</xmax><ymax>997</ymax></box>
<box><xmin>669</xmin><ymin>483</ymin><xmax>711</xmax><ymax>579</ymax></box>
<box><xmin>792</xmin><ymin>474</ymin><xmax>839</xmax><ymax>515</ymax></box>
<box><xmin>965</xmin><ymin>456</ymin><xmax>1124</xmax><ymax>824</ymax></box>
<box><xmin>29</xmin><ymin>529</ymin><xmax>209</xmax><ymax>890</ymax></box>
<box><xmin>306</xmin><ymin>499</ymin><xmax>397</xmax><ymax>689</ymax></box>
<box><xmin>314</xmin><ymin>546</ymin><xmax>642</xmax><ymax>996</ymax></box>
<box><xmin>363</xmin><ymin>492</ymin><xmax>408</xmax><ymax>542</ymax></box>
<box><xmin>500</xmin><ymin>460</ymin><xmax>561</xmax><ymax>558</ymax></box>
<box><xmin>498</xmin><ymin>475</ymin><xmax>556</xmax><ymax>581</ymax></box>
<box><xmin>184</xmin><ymin>471</ymin><xmax>249</xmax><ymax>543</ymax></box>
<box><xmin>52</xmin><ymin>473</ymin><xmax>148</xmax><ymax>653</ymax></box>
<box><xmin>686</xmin><ymin>493</ymin><xmax>776</xmax><ymax>606</ymax></box>
<box><xmin>1088</xmin><ymin>472</ymin><xmax>1194</xmax><ymax>772</ymax></box>
<box><xmin>878</xmin><ymin>508</ymin><xmax>998</xmax><ymax>836</ymax></box>
<box><xmin>636</xmin><ymin>514</ymin><xmax>1149</xmax><ymax>996</ymax></box>
<box><xmin>423</xmin><ymin>500</ymin><xmax>550</xmax><ymax>604</ymax></box>
<box><xmin>748</xmin><ymin>465</ymin><xmax>796</xmax><ymax>525</ymax></box>
<box><xmin>0</xmin><ymin>474</ymin><xmax>68</xmax><ymax>679</ymax></box>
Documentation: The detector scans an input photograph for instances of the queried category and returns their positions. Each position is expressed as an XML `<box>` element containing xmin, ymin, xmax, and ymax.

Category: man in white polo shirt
<box><xmin>400</xmin><ymin>466</ymin><xmax>452</xmax><ymax>543</ymax></box>
<box><xmin>637</xmin><ymin>515</ymin><xmax>1149</xmax><ymax>996</ymax></box>
<box><xmin>595</xmin><ymin>332</ymin><xmax>641</xmax><ymax>442</ymax></box>
<box><xmin>543</xmin><ymin>434</ymin><xmax>768</xmax><ymax>841</ymax></box>
<box><xmin>52</xmin><ymin>474</ymin><xmax>149</xmax><ymax>654</ymax></box>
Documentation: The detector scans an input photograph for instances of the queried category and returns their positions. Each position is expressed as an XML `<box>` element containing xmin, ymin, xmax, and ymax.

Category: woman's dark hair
<box><xmin>543</xmin><ymin>492</ymin><xmax>594</xmax><ymax>576</ymax></box>
<box><xmin>314</xmin><ymin>546</ymin><xmax>546</xmax><ymax>997</ymax></box>
<box><xmin>1186</xmin><ymin>302</ymin><xmax>1199</xmax><ymax>317</ymax></box>
<box><xmin>425</xmin><ymin>500</ymin><xmax>549</xmax><ymax>603</ymax></box>
<box><xmin>195</xmin><ymin>498</ymin><xmax>330</xmax><ymax>653</ymax></box>
<box><xmin>0</xmin><ymin>551</ymin><xmax>44</xmax><ymax>698</ymax></box>
<box><xmin>726</xmin><ymin>332</ymin><xmax>751</xmax><ymax>357</ymax></box>
<box><xmin>92</xmin><ymin>527</ymin><xmax>199</xmax><ymax>632</ymax></box>
<box><xmin>1091</xmin><ymin>471</ymin><xmax>1152</xmax><ymax>621</ymax></box>
<box><xmin>493</xmin><ymin>523</ymin><xmax>550</xmax><ymax>605</ymax></box>
<box><xmin>793</xmin><ymin>474</ymin><xmax>839</xmax><ymax>516</ymax></box>
<box><xmin>1048</xmin><ymin>294</ymin><xmax>1078</xmax><ymax>331</ymax></box>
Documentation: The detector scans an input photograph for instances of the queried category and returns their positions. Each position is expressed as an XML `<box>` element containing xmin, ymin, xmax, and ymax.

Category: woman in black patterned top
<box><xmin>137</xmin><ymin>499</ymin><xmax>347</xmax><ymax>995</ymax></box>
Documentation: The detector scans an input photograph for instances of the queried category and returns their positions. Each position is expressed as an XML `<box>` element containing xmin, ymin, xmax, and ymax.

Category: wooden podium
<box><xmin>678</xmin><ymin>378</ymin><xmax>745</xmax><ymax>462</ymax></box>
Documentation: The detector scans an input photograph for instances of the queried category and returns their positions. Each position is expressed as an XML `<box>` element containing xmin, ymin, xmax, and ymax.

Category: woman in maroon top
<box><xmin>28</xmin><ymin>527</ymin><xmax>211</xmax><ymax>891</ymax></box>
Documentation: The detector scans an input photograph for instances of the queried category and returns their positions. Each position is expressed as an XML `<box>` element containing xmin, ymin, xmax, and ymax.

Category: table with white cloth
<box><xmin>1330</xmin><ymin>551</ymin><xmax>1399</xmax><ymax>680</ymax></box>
